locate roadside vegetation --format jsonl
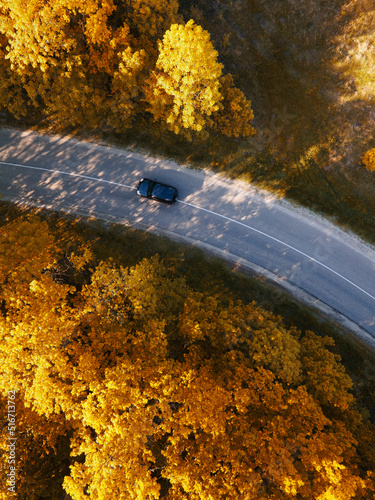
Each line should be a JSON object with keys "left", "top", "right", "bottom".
{"left": 1, "top": 0, "right": 375, "bottom": 243}
{"left": 0, "top": 201, "right": 375, "bottom": 499}
{"left": 148, "top": 0, "right": 375, "bottom": 243}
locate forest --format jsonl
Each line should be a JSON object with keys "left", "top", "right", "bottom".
{"left": 1, "top": 0, "right": 375, "bottom": 498}
{"left": 0, "top": 205, "right": 374, "bottom": 499}
{"left": 0, "top": 0, "right": 255, "bottom": 140}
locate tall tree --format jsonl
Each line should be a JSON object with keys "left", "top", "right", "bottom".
{"left": 145, "top": 20, "right": 224, "bottom": 138}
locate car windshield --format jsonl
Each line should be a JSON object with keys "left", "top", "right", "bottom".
{"left": 138, "top": 179, "right": 153, "bottom": 197}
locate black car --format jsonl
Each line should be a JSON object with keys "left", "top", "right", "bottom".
{"left": 137, "top": 178, "right": 178, "bottom": 204}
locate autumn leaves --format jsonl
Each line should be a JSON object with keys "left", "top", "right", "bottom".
{"left": 361, "top": 148, "right": 375, "bottom": 172}
{"left": 145, "top": 20, "right": 255, "bottom": 139}
{"left": 0, "top": 0, "right": 255, "bottom": 140}
{"left": 146, "top": 20, "right": 223, "bottom": 136}
{"left": 0, "top": 213, "right": 374, "bottom": 499}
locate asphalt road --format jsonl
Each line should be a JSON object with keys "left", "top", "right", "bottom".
{"left": 1, "top": 127, "right": 375, "bottom": 346}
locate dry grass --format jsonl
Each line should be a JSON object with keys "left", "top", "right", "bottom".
{"left": 176, "top": 0, "right": 375, "bottom": 242}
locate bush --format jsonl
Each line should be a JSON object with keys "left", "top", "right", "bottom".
{"left": 361, "top": 148, "right": 375, "bottom": 172}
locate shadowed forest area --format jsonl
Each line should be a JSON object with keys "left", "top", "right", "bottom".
{"left": 177, "top": 0, "right": 375, "bottom": 241}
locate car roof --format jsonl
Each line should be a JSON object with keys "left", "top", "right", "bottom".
{"left": 152, "top": 183, "right": 176, "bottom": 201}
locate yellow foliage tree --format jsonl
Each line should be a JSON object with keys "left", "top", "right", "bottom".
{"left": 0, "top": 394, "right": 71, "bottom": 500}
{"left": 0, "top": 215, "right": 97, "bottom": 426}
{"left": 146, "top": 20, "right": 224, "bottom": 138}
{"left": 299, "top": 330, "right": 354, "bottom": 411}
{"left": 0, "top": 0, "right": 75, "bottom": 74}
{"left": 63, "top": 355, "right": 174, "bottom": 500}
{"left": 178, "top": 294, "right": 302, "bottom": 384}
{"left": 0, "top": 30, "right": 30, "bottom": 118}
{"left": 145, "top": 20, "right": 255, "bottom": 139}
{"left": 0, "top": 216, "right": 57, "bottom": 302}
{"left": 159, "top": 363, "right": 364, "bottom": 499}
{"left": 108, "top": 46, "right": 149, "bottom": 131}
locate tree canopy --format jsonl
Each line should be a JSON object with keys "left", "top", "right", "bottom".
{"left": 146, "top": 20, "right": 224, "bottom": 137}
{"left": 0, "top": 0, "right": 255, "bottom": 139}
{"left": 0, "top": 212, "right": 374, "bottom": 499}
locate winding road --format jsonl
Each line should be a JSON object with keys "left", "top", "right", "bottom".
{"left": 1, "top": 127, "right": 375, "bottom": 348}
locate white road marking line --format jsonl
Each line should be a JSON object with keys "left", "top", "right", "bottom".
{"left": 1, "top": 159, "right": 374, "bottom": 302}
{"left": 0, "top": 160, "right": 136, "bottom": 191}
{"left": 178, "top": 200, "right": 375, "bottom": 302}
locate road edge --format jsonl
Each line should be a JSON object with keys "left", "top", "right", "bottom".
{"left": 3, "top": 193, "right": 375, "bottom": 352}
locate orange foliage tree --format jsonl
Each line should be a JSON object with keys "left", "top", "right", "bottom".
{"left": 0, "top": 214, "right": 374, "bottom": 499}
